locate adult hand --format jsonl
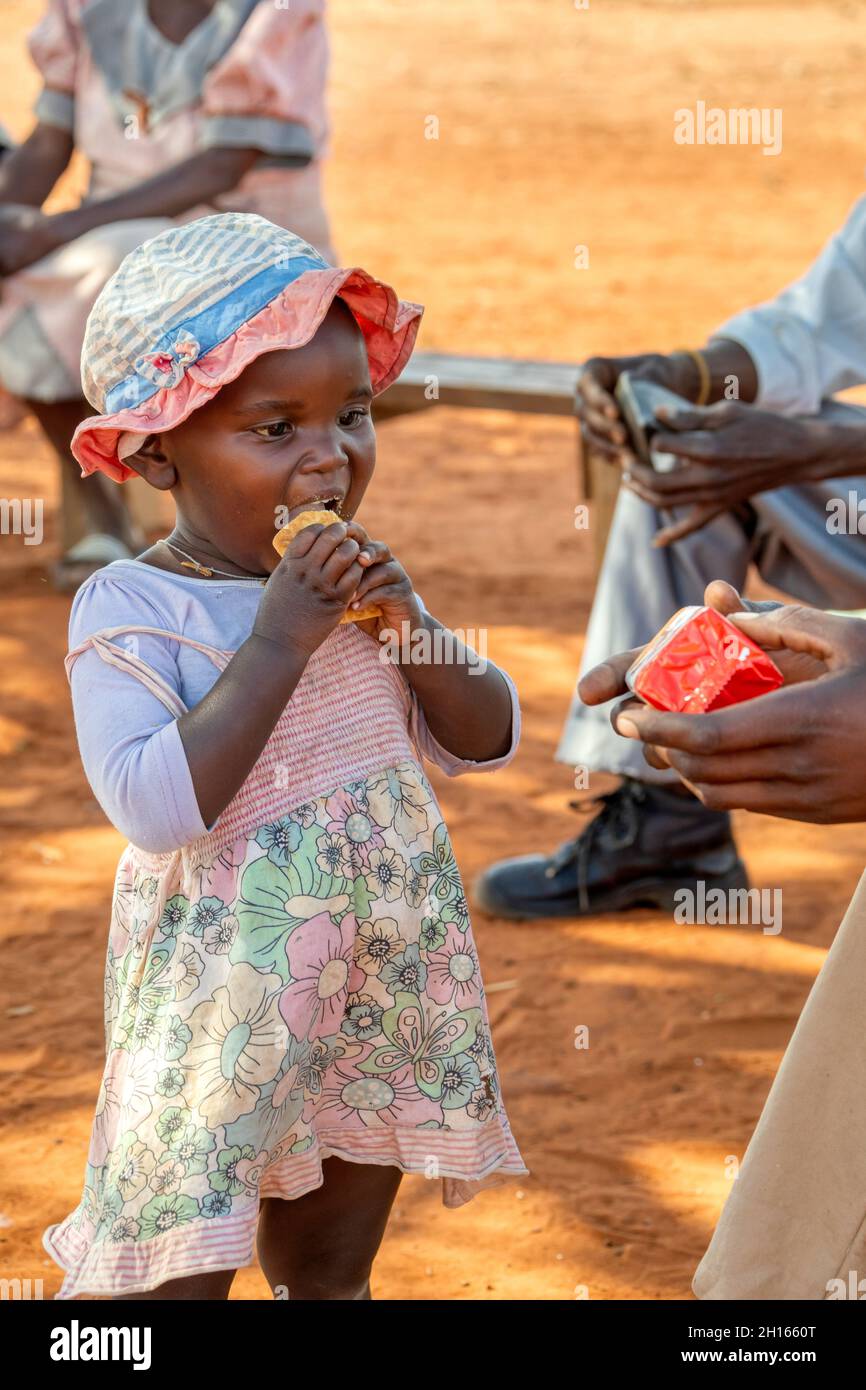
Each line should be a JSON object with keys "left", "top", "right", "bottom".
{"left": 579, "top": 580, "right": 799, "bottom": 706}
{"left": 579, "top": 579, "right": 827, "bottom": 773}
{"left": 624, "top": 401, "right": 848, "bottom": 547}
{"left": 581, "top": 592, "right": 866, "bottom": 823}
{"left": 576, "top": 353, "right": 699, "bottom": 468}
{"left": 0, "top": 204, "right": 61, "bottom": 276}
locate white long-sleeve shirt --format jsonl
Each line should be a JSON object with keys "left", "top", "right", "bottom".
{"left": 713, "top": 192, "right": 866, "bottom": 415}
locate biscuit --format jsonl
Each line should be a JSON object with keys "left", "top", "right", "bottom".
{"left": 337, "top": 601, "right": 382, "bottom": 624}
{"left": 272, "top": 509, "right": 340, "bottom": 556}
{"left": 272, "top": 509, "right": 382, "bottom": 625}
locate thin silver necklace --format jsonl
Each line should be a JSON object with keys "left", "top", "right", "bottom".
{"left": 158, "top": 537, "right": 267, "bottom": 584}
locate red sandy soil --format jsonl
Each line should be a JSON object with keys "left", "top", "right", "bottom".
{"left": 1, "top": 0, "right": 865, "bottom": 1300}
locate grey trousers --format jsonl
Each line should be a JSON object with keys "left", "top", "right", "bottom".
{"left": 556, "top": 475, "right": 866, "bottom": 782}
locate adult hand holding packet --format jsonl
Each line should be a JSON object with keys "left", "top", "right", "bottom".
{"left": 625, "top": 605, "right": 784, "bottom": 714}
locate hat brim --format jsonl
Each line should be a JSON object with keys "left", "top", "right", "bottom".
{"left": 73, "top": 265, "right": 423, "bottom": 481}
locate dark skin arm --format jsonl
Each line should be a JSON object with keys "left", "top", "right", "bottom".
{"left": 623, "top": 401, "right": 866, "bottom": 546}
{"left": 56, "top": 145, "right": 261, "bottom": 233}
{"left": 0, "top": 144, "right": 262, "bottom": 276}
{"left": 0, "top": 119, "right": 74, "bottom": 206}
{"left": 176, "top": 519, "right": 512, "bottom": 829}
{"left": 392, "top": 611, "right": 513, "bottom": 761}
{"left": 577, "top": 339, "right": 759, "bottom": 467}
{"left": 349, "top": 545, "right": 514, "bottom": 763}
{"left": 178, "top": 633, "right": 310, "bottom": 828}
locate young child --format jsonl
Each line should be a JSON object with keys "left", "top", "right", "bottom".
{"left": 41, "top": 212, "right": 528, "bottom": 1300}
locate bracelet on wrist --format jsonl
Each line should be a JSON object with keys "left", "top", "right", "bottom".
{"left": 671, "top": 348, "right": 711, "bottom": 406}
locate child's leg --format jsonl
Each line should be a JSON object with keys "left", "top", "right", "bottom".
{"left": 112, "top": 1269, "right": 237, "bottom": 1300}
{"left": 257, "top": 1156, "right": 403, "bottom": 1300}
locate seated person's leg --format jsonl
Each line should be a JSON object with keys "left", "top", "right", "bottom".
{"left": 0, "top": 129, "right": 32, "bottom": 430}
{"left": 751, "top": 474, "right": 866, "bottom": 613}
{"left": 0, "top": 218, "right": 171, "bottom": 585}
{"left": 24, "top": 396, "right": 143, "bottom": 564}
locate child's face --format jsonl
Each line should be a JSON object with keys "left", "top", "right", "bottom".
{"left": 132, "top": 299, "right": 375, "bottom": 574}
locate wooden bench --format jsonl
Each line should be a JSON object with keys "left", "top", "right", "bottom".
{"left": 376, "top": 350, "right": 620, "bottom": 571}
{"left": 377, "top": 350, "right": 581, "bottom": 417}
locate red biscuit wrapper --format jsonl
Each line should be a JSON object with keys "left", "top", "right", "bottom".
{"left": 625, "top": 605, "right": 784, "bottom": 714}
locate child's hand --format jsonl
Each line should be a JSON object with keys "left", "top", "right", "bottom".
{"left": 255, "top": 519, "right": 371, "bottom": 657}
{"left": 343, "top": 536, "right": 423, "bottom": 639}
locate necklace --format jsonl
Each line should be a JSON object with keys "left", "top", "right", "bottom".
{"left": 158, "top": 538, "right": 268, "bottom": 584}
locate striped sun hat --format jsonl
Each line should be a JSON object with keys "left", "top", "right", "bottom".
{"left": 72, "top": 212, "right": 424, "bottom": 481}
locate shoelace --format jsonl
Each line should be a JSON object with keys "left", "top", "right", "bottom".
{"left": 545, "top": 779, "right": 648, "bottom": 913}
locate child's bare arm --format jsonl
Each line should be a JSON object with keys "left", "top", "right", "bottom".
{"left": 394, "top": 612, "right": 514, "bottom": 762}
{"left": 350, "top": 550, "right": 514, "bottom": 764}
{"left": 176, "top": 634, "right": 308, "bottom": 829}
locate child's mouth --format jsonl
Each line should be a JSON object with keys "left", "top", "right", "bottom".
{"left": 286, "top": 494, "right": 345, "bottom": 522}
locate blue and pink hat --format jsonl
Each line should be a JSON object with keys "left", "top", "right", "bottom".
{"left": 73, "top": 212, "right": 424, "bottom": 481}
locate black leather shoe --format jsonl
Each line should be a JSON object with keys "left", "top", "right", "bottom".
{"left": 472, "top": 778, "right": 748, "bottom": 919}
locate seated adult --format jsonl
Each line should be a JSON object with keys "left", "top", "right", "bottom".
{"left": 0, "top": 0, "right": 333, "bottom": 589}
{"left": 475, "top": 193, "right": 866, "bottom": 920}
{"left": 580, "top": 587, "right": 866, "bottom": 1300}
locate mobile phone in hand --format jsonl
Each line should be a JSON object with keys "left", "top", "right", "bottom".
{"left": 615, "top": 372, "right": 691, "bottom": 472}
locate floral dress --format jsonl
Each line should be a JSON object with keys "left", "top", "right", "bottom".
{"left": 43, "top": 618, "right": 528, "bottom": 1297}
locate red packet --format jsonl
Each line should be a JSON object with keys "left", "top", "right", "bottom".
{"left": 625, "top": 605, "right": 783, "bottom": 714}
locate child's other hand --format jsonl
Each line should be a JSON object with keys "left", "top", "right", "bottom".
{"left": 255, "top": 519, "right": 369, "bottom": 657}
{"left": 343, "top": 534, "right": 423, "bottom": 639}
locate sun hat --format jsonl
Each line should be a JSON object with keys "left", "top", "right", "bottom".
{"left": 72, "top": 212, "right": 424, "bottom": 482}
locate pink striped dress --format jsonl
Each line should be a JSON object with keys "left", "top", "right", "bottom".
{"left": 42, "top": 560, "right": 528, "bottom": 1298}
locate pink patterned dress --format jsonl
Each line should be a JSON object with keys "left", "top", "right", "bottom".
{"left": 43, "top": 598, "right": 528, "bottom": 1298}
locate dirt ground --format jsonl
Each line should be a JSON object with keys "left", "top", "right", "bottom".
{"left": 2, "top": 0, "right": 866, "bottom": 1300}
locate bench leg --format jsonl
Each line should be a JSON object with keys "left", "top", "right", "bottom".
{"left": 577, "top": 422, "right": 621, "bottom": 578}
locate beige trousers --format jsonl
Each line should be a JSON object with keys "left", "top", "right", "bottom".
{"left": 693, "top": 868, "right": 866, "bottom": 1300}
